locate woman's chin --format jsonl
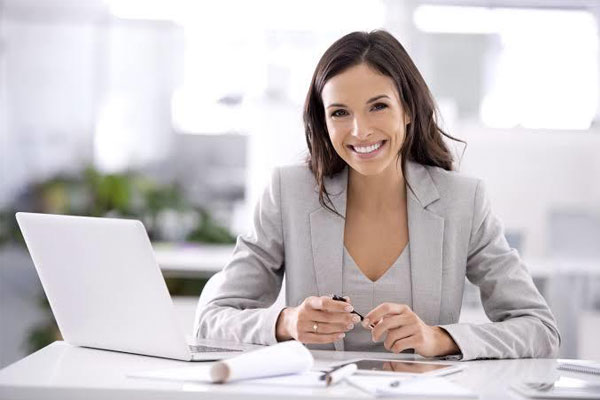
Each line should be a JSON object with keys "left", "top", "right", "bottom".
{"left": 347, "top": 162, "right": 389, "bottom": 177}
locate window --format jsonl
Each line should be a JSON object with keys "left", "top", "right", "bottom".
{"left": 414, "top": 5, "right": 598, "bottom": 130}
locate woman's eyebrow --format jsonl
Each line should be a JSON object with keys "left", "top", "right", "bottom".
{"left": 326, "top": 94, "right": 390, "bottom": 109}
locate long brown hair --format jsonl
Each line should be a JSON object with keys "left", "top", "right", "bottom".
{"left": 304, "top": 30, "right": 464, "bottom": 217}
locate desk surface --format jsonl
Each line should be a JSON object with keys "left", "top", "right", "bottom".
{"left": 153, "top": 242, "right": 234, "bottom": 278}
{"left": 1, "top": 342, "right": 599, "bottom": 400}
{"left": 151, "top": 242, "right": 600, "bottom": 279}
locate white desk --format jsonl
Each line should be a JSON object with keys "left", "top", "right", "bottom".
{"left": 1, "top": 341, "right": 598, "bottom": 400}
{"left": 153, "top": 243, "right": 235, "bottom": 278}
{"left": 151, "top": 241, "right": 600, "bottom": 280}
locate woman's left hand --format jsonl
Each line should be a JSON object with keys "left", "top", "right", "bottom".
{"left": 362, "top": 303, "right": 460, "bottom": 357}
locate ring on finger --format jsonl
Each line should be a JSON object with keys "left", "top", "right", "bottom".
{"left": 313, "top": 322, "right": 319, "bottom": 333}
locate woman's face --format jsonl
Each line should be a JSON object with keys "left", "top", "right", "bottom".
{"left": 321, "top": 63, "right": 409, "bottom": 177}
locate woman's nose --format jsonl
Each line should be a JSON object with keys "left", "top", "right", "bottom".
{"left": 351, "top": 116, "right": 372, "bottom": 139}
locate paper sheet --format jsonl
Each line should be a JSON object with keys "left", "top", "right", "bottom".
{"left": 129, "top": 341, "right": 314, "bottom": 384}
{"left": 347, "top": 375, "right": 476, "bottom": 398}
{"left": 129, "top": 364, "right": 213, "bottom": 383}
{"left": 243, "top": 371, "right": 328, "bottom": 387}
{"left": 210, "top": 340, "right": 313, "bottom": 383}
{"left": 511, "top": 376, "right": 600, "bottom": 399}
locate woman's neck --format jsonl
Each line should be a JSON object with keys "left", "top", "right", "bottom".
{"left": 347, "top": 161, "right": 406, "bottom": 215}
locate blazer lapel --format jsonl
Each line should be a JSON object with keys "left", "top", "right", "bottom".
{"left": 406, "top": 161, "right": 445, "bottom": 325}
{"left": 309, "top": 167, "right": 348, "bottom": 298}
{"left": 309, "top": 167, "right": 348, "bottom": 351}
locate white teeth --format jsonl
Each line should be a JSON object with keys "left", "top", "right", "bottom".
{"left": 353, "top": 141, "right": 383, "bottom": 154}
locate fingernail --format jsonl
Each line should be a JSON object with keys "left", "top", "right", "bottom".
{"left": 344, "top": 305, "right": 353, "bottom": 312}
{"left": 347, "top": 324, "right": 354, "bottom": 330}
{"left": 338, "top": 333, "right": 345, "bottom": 339}
{"left": 352, "top": 315, "right": 360, "bottom": 323}
{"left": 363, "top": 318, "right": 370, "bottom": 327}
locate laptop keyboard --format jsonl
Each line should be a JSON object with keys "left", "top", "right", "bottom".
{"left": 189, "top": 344, "right": 242, "bottom": 353}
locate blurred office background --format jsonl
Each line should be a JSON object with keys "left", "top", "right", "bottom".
{"left": 1, "top": 0, "right": 600, "bottom": 367}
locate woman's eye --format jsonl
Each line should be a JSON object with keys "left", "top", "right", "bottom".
{"left": 372, "top": 103, "right": 388, "bottom": 111}
{"left": 331, "top": 109, "right": 348, "bottom": 118}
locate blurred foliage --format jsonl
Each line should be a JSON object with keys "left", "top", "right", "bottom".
{"left": 188, "top": 209, "right": 238, "bottom": 244}
{"left": 1, "top": 165, "right": 236, "bottom": 354}
{"left": 24, "top": 296, "right": 63, "bottom": 353}
{"left": 0, "top": 165, "right": 236, "bottom": 245}
{"left": 164, "top": 277, "right": 209, "bottom": 297}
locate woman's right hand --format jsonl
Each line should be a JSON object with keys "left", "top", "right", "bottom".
{"left": 275, "top": 296, "right": 360, "bottom": 343}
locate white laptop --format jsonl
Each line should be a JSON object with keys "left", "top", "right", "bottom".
{"left": 16, "top": 212, "right": 259, "bottom": 361}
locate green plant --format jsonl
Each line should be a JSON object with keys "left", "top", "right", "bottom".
{"left": 187, "top": 208, "right": 236, "bottom": 243}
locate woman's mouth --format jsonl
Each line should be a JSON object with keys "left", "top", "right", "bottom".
{"left": 347, "top": 140, "right": 387, "bottom": 159}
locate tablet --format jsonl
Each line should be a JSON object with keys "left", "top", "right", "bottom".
{"left": 341, "top": 359, "right": 464, "bottom": 377}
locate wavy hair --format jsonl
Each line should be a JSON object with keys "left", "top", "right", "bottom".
{"left": 304, "top": 30, "right": 464, "bottom": 217}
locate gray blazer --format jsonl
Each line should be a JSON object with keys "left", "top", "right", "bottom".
{"left": 194, "top": 161, "right": 560, "bottom": 360}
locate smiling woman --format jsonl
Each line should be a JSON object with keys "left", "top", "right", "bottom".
{"left": 195, "top": 30, "right": 561, "bottom": 361}
{"left": 323, "top": 70, "right": 406, "bottom": 169}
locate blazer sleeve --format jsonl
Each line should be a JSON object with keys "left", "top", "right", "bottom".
{"left": 440, "top": 180, "right": 561, "bottom": 360}
{"left": 194, "top": 168, "right": 286, "bottom": 345}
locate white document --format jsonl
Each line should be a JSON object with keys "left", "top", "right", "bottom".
{"left": 511, "top": 376, "right": 600, "bottom": 399}
{"left": 243, "top": 371, "right": 328, "bottom": 387}
{"left": 346, "top": 375, "right": 477, "bottom": 398}
{"left": 129, "top": 341, "right": 314, "bottom": 384}
{"left": 129, "top": 364, "right": 213, "bottom": 383}
{"left": 209, "top": 340, "right": 313, "bottom": 383}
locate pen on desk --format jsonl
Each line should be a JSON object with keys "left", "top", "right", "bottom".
{"left": 319, "top": 363, "right": 348, "bottom": 380}
{"left": 389, "top": 376, "right": 422, "bottom": 388}
{"left": 324, "top": 363, "right": 357, "bottom": 386}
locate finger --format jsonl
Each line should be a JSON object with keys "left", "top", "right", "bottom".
{"left": 390, "top": 336, "right": 418, "bottom": 354}
{"left": 324, "top": 297, "right": 355, "bottom": 313}
{"left": 298, "top": 332, "right": 346, "bottom": 344}
{"left": 365, "top": 302, "right": 410, "bottom": 322}
{"left": 371, "top": 314, "right": 413, "bottom": 341}
{"left": 308, "top": 309, "right": 357, "bottom": 325}
{"left": 383, "top": 325, "right": 415, "bottom": 351}
{"left": 307, "top": 296, "right": 352, "bottom": 313}
{"left": 299, "top": 320, "right": 353, "bottom": 334}
{"left": 364, "top": 303, "right": 411, "bottom": 328}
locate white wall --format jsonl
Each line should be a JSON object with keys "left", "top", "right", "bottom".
{"left": 0, "top": 18, "right": 96, "bottom": 206}
{"left": 458, "top": 125, "right": 600, "bottom": 259}
{"left": 94, "top": 20, "right": 182, "bottom": 173}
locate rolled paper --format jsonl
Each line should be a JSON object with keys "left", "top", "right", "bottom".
{"left": 210, "top": 341, "right": 314, "bottom": 383}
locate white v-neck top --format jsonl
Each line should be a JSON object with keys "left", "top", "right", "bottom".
{"left": 342, "top": 243, "right": 412, "bottom": 352}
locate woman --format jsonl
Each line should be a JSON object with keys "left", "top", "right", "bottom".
{"left": 195, "top": 30, "right": 560, "bottom": 360}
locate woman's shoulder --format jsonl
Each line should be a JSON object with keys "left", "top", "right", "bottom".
{"left": 276, "top": 163, "right": 315, "bottom": 183}
{"left": 273, "top": 163, "right": 320, "bottom": 194}
{"left": 419, "top": 163, "right": 483, "bottom": 202}
{"left": 273, "top": 163, "right": 323, "bottom": 211}
{"left": 276, "top": 163, "right": 347, "bottom": 196}
{"left": 425, "top": 164, "right": 480, "bottom": 187}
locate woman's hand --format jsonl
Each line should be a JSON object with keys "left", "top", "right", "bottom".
{"left": 276, "top": 296, "right": 360, "bottom": 344}
{"left": 363, "top": 303, "right": 460, "bottom": 357}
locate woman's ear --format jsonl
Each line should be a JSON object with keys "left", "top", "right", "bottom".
{"left": 404, "top": 111, "right": 411, "bottom": 126}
